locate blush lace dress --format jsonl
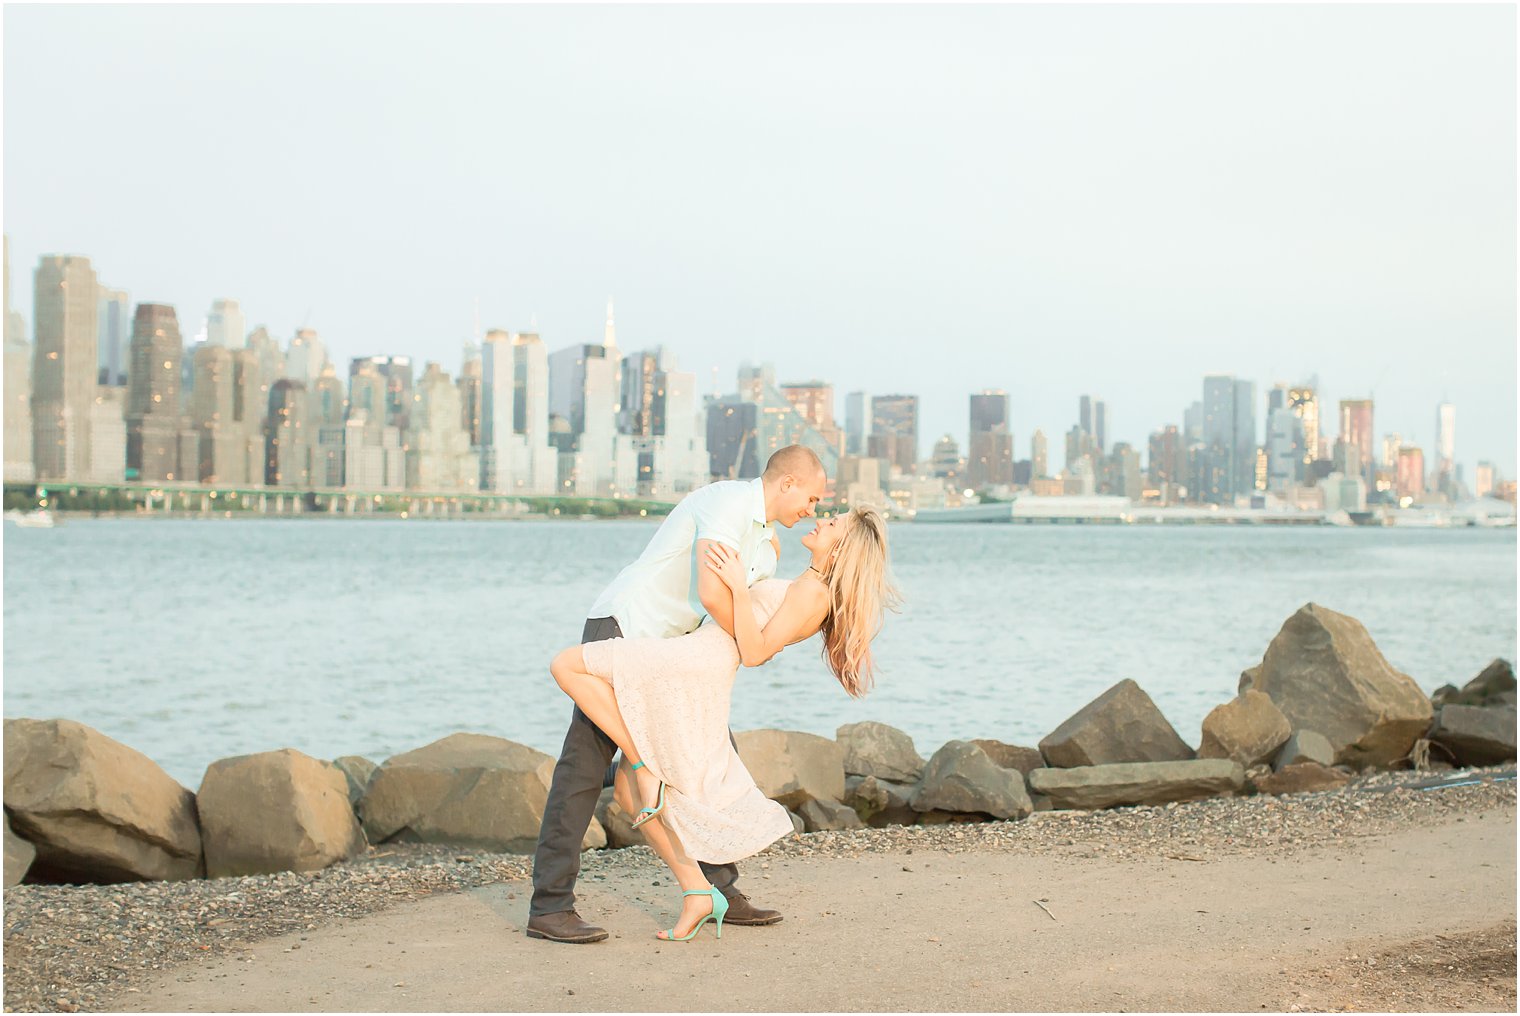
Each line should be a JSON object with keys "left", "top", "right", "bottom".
{"left": 580, "top": 577, "right": 797, "bottom": 863}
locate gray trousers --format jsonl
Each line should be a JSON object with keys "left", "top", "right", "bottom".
{"left": 529, "top": 616, "right": 741, "bottom": 917}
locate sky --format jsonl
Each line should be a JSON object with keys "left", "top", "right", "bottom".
{"left": 4, "top": 4, "right": 1515, "bottom": 479}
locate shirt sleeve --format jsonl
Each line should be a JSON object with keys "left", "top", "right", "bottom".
{"left": 692, "top": 484, "right": 747, "bottom": 550}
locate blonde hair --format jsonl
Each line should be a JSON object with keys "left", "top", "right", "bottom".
{"left": 818, "top": 505, "right": 900, "bottom": 697}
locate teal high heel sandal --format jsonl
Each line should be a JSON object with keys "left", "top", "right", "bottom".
{"left": 657, "top": 887, "right": 728, "bottom": 942}
{"left": 627, "top": 760, "right": 667, "bottom": 830}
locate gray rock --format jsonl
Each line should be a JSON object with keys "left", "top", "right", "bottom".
{"left": 1243, "top": 603, "right": 1432, "bottom": 769}
{"left": 3, "top": 718, "right": 203, "bottom": 883}
{"left": 1028, "top": 759, "right": 1244, "bottom": 810}
{"left": 1427, "top": 706, "right": 1517, "bottom": 767}
{"left": 360, "top": 733, "right": 602, "bottom": 853}
{"left": 735, "top": 729, "right": 846, "bottom": 809}
{"left": 835, "top": 721, "right": 925, "bottom": 783}
{"left": 1452, "top": 659, "right": 1517, "bottom": 708}
{"left": 1430, "top": 684, "right": 1461, "bottom": 709}
{"left": 786, "top": 810, "right": 806, "bottom": 835}
{"left": 797, "top": 797, "right": 865, "bottom": 832}
{"left": 332, "top": 756, "right": 379, "bottom": 807}
{"left": 968, "top": 739, "right": 1046, "bottom": 776}
{"left": 1249, "top": 761, "right": 1351, "bottom": 797}
{"left": 1274, "top": 729, "right": 1336, "bottom": 770}
{"left": 843, "top": 775, "right": 918, "bottom": 828}
{"left": 1198, "top": 691, "right": 1292, "bottom": 768}
{"left": 197, "top": 749, "right": 367, "bottom": 878}
{"left": 1038, "top": 680, "right": 1195, "bottom": 768}
{"left": 5, "top": 814, "right": 35, "bottom": 888}
{"left": 910, "top": 741, "right": 1032, "bottom": 820}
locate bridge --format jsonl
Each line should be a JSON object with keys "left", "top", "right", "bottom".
{"left": 2, "top": 481, "right": 677, "bottom": 519}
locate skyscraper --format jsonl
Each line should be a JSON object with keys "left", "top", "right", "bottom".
{"left": 190, "top": 343, "right": 242, "bottom": 482}
{"left": 97, "top": 287, "right": 130, "bottom": 386}
{"left": 406, "top": 363, "right": 478, "bottom": 491}
{"left": 1079, "top": 395, "right": 1107, "bottom": 452}
{"left": 480, "top": 329, "right": 553, "bottom": 494}
{"left": 1435, "top": 402, "right": 1456, "bottom": 492}
{"left": 1200, "top": 375, "right": 1256, "bottom": 504}
{"left": 32, "top": 254, "right": 100, "bottom": 480}
{"left": 1266, "top": 406, "right": 1304, "bottom": 492}
{"left": 3, "top": 237, "right": 34, "bottom": 482}
{"left": 1030, "top": 429, "right": 1047, "bottom": 479}
{"left": 967, "top": 389, "right": 1013, "bottom": 490}
{"left": 286, "top": 327, "right": 326, "bottom": 384}
{"left": 871, "top": 394, "right": 918, "bottom": 474}
{"left": 1396, "top": 447, "right": 1424, "bottom": 501}
{"left": 780, "top": 381, "right": 841, "bottom": 454}
{"left": 265, "top": 379, "right": 311, "bottom": 487}
{"left": 844, "top": 391, "right": 866, "bottom": 456}
{"left": 1338, "top": 398, "right": 1374, "bottom": 488}
{"left": 206, "top": 298, "right": 246, "bottom": 350}
{"left": 1288, "top": 382, "right": 1321, "bottom": 463}
{"left": 126, "top": 304, "right": 186, "bottom": 482}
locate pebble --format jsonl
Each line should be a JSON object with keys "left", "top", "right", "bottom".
{"left": 2, "top": 765, "right": 1512, "bottom": 1013}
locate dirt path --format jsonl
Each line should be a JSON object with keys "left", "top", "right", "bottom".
{"left": 114, "top": 809, "right": 1515, "bottom": 1012}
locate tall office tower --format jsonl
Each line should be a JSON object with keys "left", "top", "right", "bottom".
{"left": 1288, "top": 382, "right": 1321, "bottom": 463}
{"left": 310, "top": 362, "right": 346, "bottom": 426}
{"left": 706, "top": 398, "right": 760, "bottom": 480}
{"left": 967, "top": 389, "right": 1013, "bottom": 490}
{"left": 1267, "top": 383, "right": 1288, "bottom": 415}
{"left": 643, "top": 364, "right": 706, "bottom": 498}
{"left": 1435, "top": 402, "right": 1456, "bottom": 492}
{"left": 1338, "top": 398, "right": 1375, "bottom": 487}
{"left": 780, "top": 381, "right": 842, "bottom": 454}
{"left": 126, "top": 304, "right": 186, "bottom": 482}
{"left": 844, "top": 391, "right": 866, "bottom": 456}
{"left": 1266, "top": 406, "right": 1305, "bottom": 492}
{"left": 190, "top": 343, "right": 243, "bottom": 482}
{"left": 1396, "top": 447, "right": 1424, "bottom": 501}
{"left": 871, "top": 394, "right": 919, "bottom": 474}
{"left": 350, "top": 354, "right": 414, "bottom": 433}
{"left": 88, "top": 386, "right": 126, "bottom": 482}
{"left": 931, "top": 434, "right": 962, "bottom": 488}
{"left": 1079, "top": 395, "right": 1092, "bottom": 440}
{"left": 285, "top": 327, "right": 326, "bottom": 384}
{"left": 1078, "top": 395, "right": 1107, "bottom": 452}
{"left": 3, "top": 237, "right": 34, "bottom": 481}
{"left": 32, "top": 254, "right": 100, "bottom": 480}
{"left": 1232, "top": 379, "right": 1256, "bottom": 497}
{"left": 97, "top": 287, "right": 130, "bottom": 385}
{"left": 1476, "top": 461, "right": 1496, "bottom": 498}
{"left": 245, "top": 327, "right": 286, "bottom": 404}
{"left": 1183, "top": 400, "right": 1204, "bottom": 443}
{"left": 480, "top": 330, "right": 554, "bottom": 495}
{"left": 1112, "top": 442, "right": 1142, "bottom": 498}
{"left": 730, "top": 362, "right": 838, "bottom": 480}
{"left": 406, "top": 363, "right": 477, "bottom": 491}
{"left": 265, "top": 379, "right": 311, "bottom": 487}
{"left": 457, "top": 353, "right": 482, "bottom": 447}
{"left": 206, "top": 298, "right": 246, "bottom": 350}
{"left": 1381, "top": 433, "right": 1403, "bottom": 471}
{"left": 1148, "top": 425, "right": 1185, "bottom": 493}
{"left": 1030, "top": 429, "right": 1048, "bottom": 479}
{"left": 547, "top": 340, "right": 634, "bottom": 497}
{"left": 231, "top": 348, "right": 266, "bottom": 483}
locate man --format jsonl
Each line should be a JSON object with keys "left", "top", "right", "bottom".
{"left": 526, "top": 445, "right": 830, "bottom": 943}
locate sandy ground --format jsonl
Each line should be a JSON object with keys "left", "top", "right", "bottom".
{"left": 110, "top": 807, "right": 1515, "bottom": 1013}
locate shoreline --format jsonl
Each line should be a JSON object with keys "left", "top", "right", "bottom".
{"left": 4, "top": 766, "right": 1513, "bottom": 1013}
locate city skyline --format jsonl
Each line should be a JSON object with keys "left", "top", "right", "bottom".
{"left": 4, "top": 5, "right": 1514, "bottom": 479}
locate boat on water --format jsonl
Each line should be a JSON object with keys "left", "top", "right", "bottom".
{"left": 4, "top": 509, "right": 56, "bottom": 528}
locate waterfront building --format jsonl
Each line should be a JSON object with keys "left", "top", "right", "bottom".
{"left": 1396, "top": 446, "right": 1425, "bottom": 501}
{"left": 931, "top": 434, "right": 962, "bottom": 489}
{"left": 547, "top": 334, "right": 636, "bottom": 498}
{"left": 126, "top": 303, "right": 186, "bottom": 482}
{"left": 967, "top": 390, "right": 1013, "bottom": 490}
{"left": 1030, "top": 429, "right": 1048, "bottom": 479}
{"left": 87, "top": 386, "right": 126, "bottom": 483}
{"left": 190, "top": 343, "right": 245, "bottom": 483}
{"left": 871, "top": 394, "right": 919, "bottom": 474}
{"left": 1148, "top": 424, "right": 1186, "bottom": 500}
{"left": 480, "top": 329, "right": 555, "bottom": 495}
{"left": 1476, "top": 461, "right": 1496, "bottom": 499}
{"left": 265, "top": 379, "right": 311, "bottom": 487}
{"left": 1338, "top": 398, "right": 1375, "bottom": 489}
{"left": 32, "top": 254, "right": 100, "bottom": 480}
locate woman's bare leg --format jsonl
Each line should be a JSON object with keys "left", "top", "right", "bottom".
{"left": 550, "top": 647, "right": 667, "bottom": 812}
{"left": 613, "top": 760, "right": 714, "bottom": 937}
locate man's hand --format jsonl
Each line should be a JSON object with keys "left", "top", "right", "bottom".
{"left": 704, "top": 543, "right": 747, "bottom": 591}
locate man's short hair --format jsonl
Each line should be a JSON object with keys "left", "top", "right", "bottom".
{"left": 763, "top": 445, "right": 825, "bottom": 482}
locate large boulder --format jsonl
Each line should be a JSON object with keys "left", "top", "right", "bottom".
{"left": 968, "top": 739, "right": 1045, "bottom": 776}
{"left": 843, "top": 775, "right": 918, "bottom": 828}
{"left": 1274, "top": 729, "right": 1335, "bottom": 771}
{"left": 734, "top": 729, "right": 845, "bottom": 809}
{"left": 796, "top": 797, "right": 865, "bottom": 832}
{"left": 3, "top": 718, "right": 202, "bottom": 882}
{"left": 1028, "top": 760, "right": 1244, "bottom": 810}
{"left": 5, "top": 814, "right": 35, "bottom": 888}
{"left": 1451, "top": 659, "right": 1517, "bottom": 708}
{"left": 1427, "top": 706, "right": 1517, "bottom": 767}
{"left": 1038, "top": 680, "right": 1194, "bottom": 768}
{"left": 197, "top": 749, "right": 367, "bottom": 878}
{"left": 1249, "top": 762, "right": 1351, "bottom": 797}
{"left": 1198, "top": 691, "right": 1292, "bottom": 768}
{"left": 1242, "top": 603, "right": 1432, "bottom": 769}
{"left": 910, "top": 741, "right": 1032, "bottom": 820}
{"left": 332, "top": 756, "right": 379, "bottom": 807}
{"left": 359, "top": 733, "right": 601, "bottom": 853}
{"left": 835, "top": 722, "right": 925, "bottom": 783}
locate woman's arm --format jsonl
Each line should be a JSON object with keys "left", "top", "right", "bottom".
{"left": 705, "top": 545, "right": 827, "bottom": 667}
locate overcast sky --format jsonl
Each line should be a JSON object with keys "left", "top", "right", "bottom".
{"left": 4, "top": 4, "right": 1515, "bottom": 478}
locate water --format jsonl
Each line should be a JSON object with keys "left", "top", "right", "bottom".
{"left": 3, "top": 518, "right": 1515, "bottom": 788}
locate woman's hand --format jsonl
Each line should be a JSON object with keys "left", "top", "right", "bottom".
{"left": 704, "top": 543, "right": 747, "bottom": 592}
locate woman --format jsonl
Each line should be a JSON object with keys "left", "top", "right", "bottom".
{"left": 549, "top": 504, "right": 898, "bottom": 942}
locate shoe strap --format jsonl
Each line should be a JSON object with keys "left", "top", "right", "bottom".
{"left": 683, "top": 888, "right": 716, "bottom": 896}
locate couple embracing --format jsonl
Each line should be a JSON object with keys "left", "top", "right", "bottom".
{"left": 527, "top": 445, "right": 898, "bottom": 944}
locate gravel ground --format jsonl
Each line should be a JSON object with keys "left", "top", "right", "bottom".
{"left": 3, "top": 766, "right": 1514, "bottom": 1013}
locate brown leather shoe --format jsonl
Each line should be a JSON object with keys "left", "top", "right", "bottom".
{"left": 526, "top": 910, "right": 608, "bottom": 943}
{"left": 718, "top": 889, "right": 783, "bottom": 926}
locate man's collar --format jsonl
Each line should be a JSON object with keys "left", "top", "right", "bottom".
{"left": 749, "top": 476, "right": 767, "bottom": 525}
